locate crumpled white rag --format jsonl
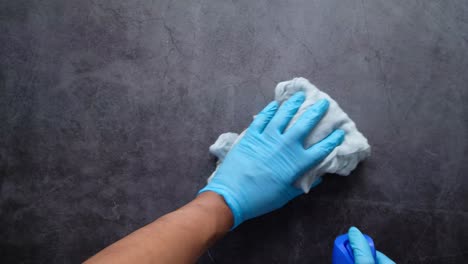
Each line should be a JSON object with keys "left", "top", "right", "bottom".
{"left": 208, "top": 77, "right": 371, "bottom": 192}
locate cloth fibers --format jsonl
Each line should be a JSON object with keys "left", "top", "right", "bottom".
{"left": 208, "top": 77, "right": 371, "bottom": 193}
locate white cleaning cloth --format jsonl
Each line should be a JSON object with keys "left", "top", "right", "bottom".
{"left": 208, "top": 77, "right": 371, "bottom": 193}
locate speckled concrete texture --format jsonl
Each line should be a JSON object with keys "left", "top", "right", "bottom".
{"left": 1, "top": 1, "right": 468, "bottom": 263}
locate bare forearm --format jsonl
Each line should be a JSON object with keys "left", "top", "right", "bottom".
{"left": 85, "top": 192, "right": 233, "bottom": 264}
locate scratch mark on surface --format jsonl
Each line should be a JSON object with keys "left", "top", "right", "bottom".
{"left": 207, "top": 249, "right": 216, "bottom": 263}
{"left": 163, "top": 21, "right": 182, "bottom": 55}
{"left": 359, "top": 0, "right": 399, "bottom": 135}
{"left": 310, "top": 197, "right": 468, "bottom": 216}
{"left": 403, "top": 218, "right": 432, "bottom": 263}
{"left": 111, "top": 199, "right": 120, "bottom": 220}
{"left": 424, "top": 149, "right": 438, "bottom": 157}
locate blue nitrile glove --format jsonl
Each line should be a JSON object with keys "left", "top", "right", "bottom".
{"left": 348, "top": 227, "right": 396, "bottom": 264}
{"left": 199, "top": 92, "right": 345, "bottom": 228}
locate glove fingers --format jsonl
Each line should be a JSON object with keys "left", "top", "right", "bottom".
{"left": 348, "top": 226, "right": 375, "bottom": 264}
{"left": 248, "top": 101, "right": 279, "bottom": 134}
{"left": 286, "top": 99, "right": 329, "bottom": 140}
{"left": 265, "top": 91, "right": 305, "bottom": 134}
{"left": 376, "top": 251, "right": 396, "bottom": 264}
{"left": 305, "top": 129, "right": 344, "bottom": 165}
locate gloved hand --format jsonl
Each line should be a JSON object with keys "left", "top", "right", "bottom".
{"left": 199, "top": 92, "right": 345, "bottom": 228}
{"left": 348, "top": 227, "right": 396, "bottom": 264}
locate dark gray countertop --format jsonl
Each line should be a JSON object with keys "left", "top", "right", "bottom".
{"left": 1, "top": 1, "right": 468, "bottom": 263}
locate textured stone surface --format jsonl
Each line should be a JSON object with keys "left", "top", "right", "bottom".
{"left": 1, "top": 0, "right": 468, "bottom": 263}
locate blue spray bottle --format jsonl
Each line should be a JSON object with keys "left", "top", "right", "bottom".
{"left": 332, "top": 233, "right": 377, "bottom": 264}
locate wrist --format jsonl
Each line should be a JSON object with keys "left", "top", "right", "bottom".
{"left": 192, "top": 191, "right": 234, "bottom": 234}
{"left": 198, "top": 186, "right": 244, "bottom": 229}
